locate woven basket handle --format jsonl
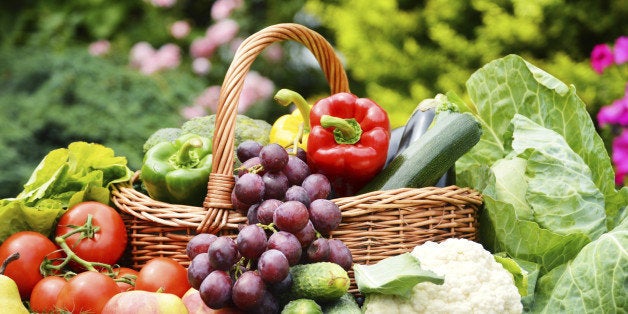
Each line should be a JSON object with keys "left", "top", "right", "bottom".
{"left": 198, "top": 23, "right": 350, "bottom": 233}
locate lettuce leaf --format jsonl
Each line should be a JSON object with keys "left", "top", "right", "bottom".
{"left": 530, "top": 215, "right": 627, "bottom": 313}
{"left": 0, "top": 142, "right": 132, "bottom": 242}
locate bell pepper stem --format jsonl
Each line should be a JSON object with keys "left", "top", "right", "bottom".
{"left": 274, "top": 89, "right": 311, "bottom": 132}
{"left": 175, "top": 136, "right": 203, "bottom": 168}
{"left": 320, "top": 115, "right": 363, "bottom": 145}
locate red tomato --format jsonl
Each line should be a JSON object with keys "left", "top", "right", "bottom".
{"left": 0, "top": 231, "right": 63, "bottom": 299}
{"left": 55, "top": 201, "right": 127, "bottom": 267}
{"left": 109, "top": 267, "right": 139, "bottom": 292}
{"left": 29, "top": 276, "right": 67, "bottom": 313}
{"left": 55, "top": 271, "right": 120, "bottom": 314}
{"left": 135, "top": 257, "right": 191, "bottom": 297}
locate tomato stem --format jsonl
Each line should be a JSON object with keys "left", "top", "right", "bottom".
{"left": 40, "top": 214, "right": 115, "bottom": 277}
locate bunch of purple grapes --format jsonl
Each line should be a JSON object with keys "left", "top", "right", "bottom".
{"left": 185, "top": 141, "right": 353, "bottom": 312}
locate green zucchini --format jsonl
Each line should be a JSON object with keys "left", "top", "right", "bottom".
{"left": 360, "top": 108, "right": 482, "bottom": 192}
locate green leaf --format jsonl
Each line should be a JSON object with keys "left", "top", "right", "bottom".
{"left": 0, "top": 141, "right": 132, "bottom": 242}
{"left": 0, "top": 199, "right": 65, "bottom": 241}
{"left": 457, "top": 55, "right": 624, "bottom": 229}
{"left": 353, "top": 252, "right": 444, "bottom": 298}
{"left": 530, "top": 216, "right": 628, "bottom": 313}
{"left": 479, "top": 195, "right": 590, "bottom": 274}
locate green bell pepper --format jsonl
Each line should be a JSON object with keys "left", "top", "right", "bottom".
{"left": 140, "top": 133, "right": 213, "bottom": 206}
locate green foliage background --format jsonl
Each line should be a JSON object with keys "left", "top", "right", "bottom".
{"left": 305, "top": 0, "right": 628, "bottom": 127}
{"left": 1, "top": 0, "right": 627, "bottom": 197}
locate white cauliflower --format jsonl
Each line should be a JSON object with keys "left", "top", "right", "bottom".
{"left": 362, "top": 238, "right": 523, "bottom": 314}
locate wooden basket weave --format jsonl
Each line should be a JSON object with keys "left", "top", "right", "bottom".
{"left": 111, "top": 23, "right": 482, "bottom": 274}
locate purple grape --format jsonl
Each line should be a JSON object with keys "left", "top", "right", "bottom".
{"left": 234, "top": 173, "right": 265, "bottom": 205}
{"left": 308, "top": 199, "right": 342, "bottom": 234}
{"left": 257, "top": 249, "right": 290, "bottom": 284}
{"left": 236, "top": 224, "right": 267, "bottom": 260}
{"left": 231, "top": 271, "right": 266, "bottom": 311}
{"left": 247, "top": 204, "right": 260, "bottom": 224}
{"left": 259, "top": 143, "right": 289, "bottom": 173}
{"left": 294, "top": 147, "right": 307, "bottom": 162}
{"left": 187, "top": 252, "right": 214, "bottom": 290}
{"left": 237, "top": 140, "right": 263, "bottom": 163}
{"left": 236, "top": 157, "right": 266, "bottom": 177}
{"left": 231, "top": 189, "right": 251, "bottom": 213}
{"left": 301, "top": 173, "right": 331, "bottom": 201}
{"left": 283, "top": 155, "right": 310, "bottom": 185}
{"left": 256, "top": 199, "right": 283, "bottom": 225}
{"left": 208, "top": 236, "right": 239, "bottom": 271}
{"left": 249, "top": 290, "right": 280, "bottom": 314}
{"left": 284, "top": 185, "right": 311, "bottom": 207}
{"left": 267, "top": 231, "right": 302, "bottom": 265}
{"left": 268, "top": 272, "right": 292, "bottom": 294}
{"left": 273, "top": 201, "right": 309, "bottom": 233}
{"left": 262, "top": 171, "right": 289, "bottom": 200}
{"left": 199, "top": 270, "right": 233, "bottom": 309}
{"left": 293, "top": 220, "right": 317, "bottom": 248}
{"left": 307, "top": 237, "right": 330, "bottom": 263}
{"left": 328, "top": 239, "right": 353, "bottom": 270}
{"left": 186, "top": 233, "right": 218, "bottom": 260}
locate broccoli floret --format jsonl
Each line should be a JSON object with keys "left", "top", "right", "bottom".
{"left": 181, "top": 114, "right": 271, "bottom": 148}
{"left": 143, "top": 127, "right": 183, "bottom": 152}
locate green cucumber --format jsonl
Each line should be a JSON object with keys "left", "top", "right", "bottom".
{"left": 281, "top": 299, "right": 323, "bottom": 314}
{"left": 287, "top": 262, "right": 350, "bottom": 302}
{"left": 360, "top": 108, "right": 482, "bottom": 192}
{"left": 320, "top": 293, "right": 361, "bottom": 314}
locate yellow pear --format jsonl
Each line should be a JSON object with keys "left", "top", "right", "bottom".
{"left": 0, "top": 253, "right": 29, "bottom": 314}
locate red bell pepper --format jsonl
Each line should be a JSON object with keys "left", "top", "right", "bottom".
{"left": 307, "top": 92, "right": 390, "bottom": 197}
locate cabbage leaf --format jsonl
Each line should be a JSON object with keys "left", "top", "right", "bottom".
{"left": 531, "top": 215, "right": 627, "bottom": 313}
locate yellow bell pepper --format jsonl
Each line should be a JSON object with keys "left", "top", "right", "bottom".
{"left": 269, "top": 89, "right": 311, "bottom": 151}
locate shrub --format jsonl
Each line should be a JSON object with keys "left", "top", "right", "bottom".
{"left": 0, "top": 46, "right": 204, "bottom": 198}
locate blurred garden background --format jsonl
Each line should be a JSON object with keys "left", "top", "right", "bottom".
{"left": 1, "top": 0, "right": 627, "bottom": 198}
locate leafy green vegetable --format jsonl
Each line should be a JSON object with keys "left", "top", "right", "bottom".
{"left": 455, "top": 55, "right": 627, "bottom": 276}
{"left": 494, "top": 253, "right": 530, "bottom": 297}
{"left": 0, "top": 142, "right": 132, "bottom": 242}
{"left": 531, "top": 215, "right": 627, "bottom": 313}
{"left": 457, "top": 55, "right": 626, "bottom": 230}
{"left": 353, "top": 252, "right": 443, "bottom": 298}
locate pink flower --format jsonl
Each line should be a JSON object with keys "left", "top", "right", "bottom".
{"left": 238, "top": 71, "right": 275, "bottom": 112}
{"left": 190, "top": 37, "right": 217, "bottom": 59}
{"left": 180, "top": 105, "right": 207, "bottom": 120}
{"left": 170, "top": 20, "right": 191, "bottom": 39}
{"left": 155, "top": 43, "right": 181, "bottom": 70}
{"left": 206, "top": 19, "right": 239, "bottom": 47}
{"left": 612, "top": 129, "right": 628, "bottom": 185}
{"left": 150, "top": 0, "right": 176, "bottom": 8}
{"left": 263, "top": 43, "right": 284, "bottom": 62}
{"left": 192, "top": 58, "right": 211, "bottom": 75}
{"left": 211, "top": 0, "right": 243, "bottom": 20}
{"left": 88, "top": 40, "right": 111, "bottom": 56}
{"left": 130, "top": 42, "right": 156, "bottom": 68}
{"left": 614, "top": 36, "right": 628, "bottom": 65}
{"left": 194, "top": 86, "right": 222, "bottom": 111}
{"left": 129, "top": 42, "right": 180, "bottom": 74}
{"left": 591, "top": 43, "right": 615, "bottom": 74}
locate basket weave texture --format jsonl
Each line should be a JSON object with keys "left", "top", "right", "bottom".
{"left": 111, "top": 23, "right": 482, "bottom": 274}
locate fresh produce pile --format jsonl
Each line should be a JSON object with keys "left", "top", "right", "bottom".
{"left": 0, "top": 53, "right": 626, "bottom": 314}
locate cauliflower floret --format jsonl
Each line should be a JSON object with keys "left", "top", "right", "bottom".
{"left": 363, "top": 238, "right": 523, "bottom": 314}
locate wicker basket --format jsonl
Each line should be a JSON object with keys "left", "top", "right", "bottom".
{"left": 111, "top": 23, "right": 482, "bottom": 282}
